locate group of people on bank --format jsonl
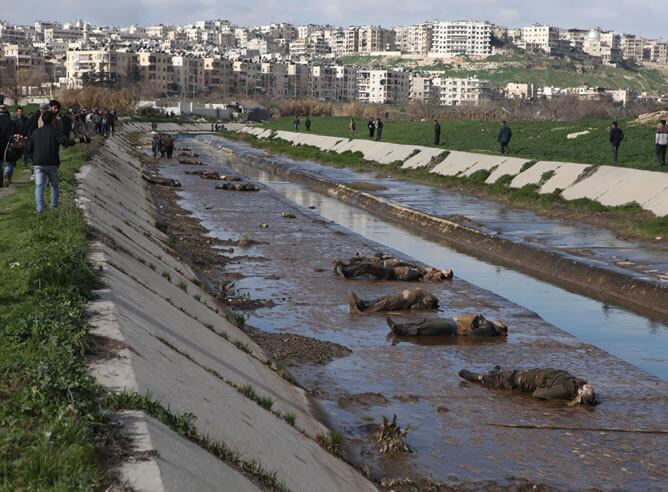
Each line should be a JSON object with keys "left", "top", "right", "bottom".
{"left": 0, "top": 98, "right": 93, "bottom": 212}
{"left": 333, "top": 252, "right": 598, "bottom": 407}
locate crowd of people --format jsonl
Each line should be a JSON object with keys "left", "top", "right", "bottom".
{"left": 0, "top": 97, "right": 98, "bottom": 212}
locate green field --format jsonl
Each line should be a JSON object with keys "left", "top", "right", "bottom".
{"left": 264, "top": 116, "right": 667, "bottom": 171}
{"left": 335, "top": 54, "right": 668, "bottom": 93}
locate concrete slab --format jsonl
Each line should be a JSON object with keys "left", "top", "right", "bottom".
{"left": 485, "top": 156, "right": 531, "bottom": 184}
{"left": 401, "top": 147, "right": 445, "bottom": 169}
{"left": 117, "top": 411, "right": 261, "bottom": 492}
{"left": 595, "top": 167, "right": 668, "bottom": 210}
{"left": 538, "top": 162, "right": 590, "bottom": 194}
{"left": 429, "top": 150, "right": 481, "bottom": 176}
{"left": 460, "top": 154, "right": 508, "bottom": 177}
{"left": 510, "top": 161, "right": 561, "bottom": 188}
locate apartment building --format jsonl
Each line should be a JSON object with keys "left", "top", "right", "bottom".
{"left": 409, "top": 74, "right": 434, "bottom": 102}
{"left": 289, "top": 35, "right": 328, "bottom": 58}
{"left": 357, "top": 69, "right": 409, "bottom": 104}
{"left": 434, "top": 76, "right": 491, "bottom": 106}
{"left": 0, "top": 56, "right": 17, "bottom": 84}
{"left": 204, "top": 57, "right": 233, "bottom": 96}
{"left": 138, "top": 51, "right": 174, "bottom": 95}
{"left": 310, "top": 65, "right": 337, "bottom": 100}
{"left": 395, "top": 22, "right": 433, "bottom": 55}
{"left": 65, "top": 49, "right": 135, "bottom": 87}
{"left": 506, "top": 82, "right": 540, "bottom": 100}
{"left": 334, "top": 65, "right": 357, "bottom": 101}
{"left": 260, "top": 62, "right": 288, "bottom": 97}
{"left": 232, "top": 60, "right": 261, "bottom": 96}
{"left": 0, "top": 23, "right": 28, "bottom": 44}
{"left": 344, "top": 27, "right": 359, "bottom": 54}
{"left": 44, "top": 26, "right": 84, "bottom": 44}
{"left": 621, "top": 34, "right": 644, "bottom": 61}
{"left": 430, "top": 21, "right": 491, "bottom": 58}
{"left": 645, "top": 42, "right": 668, "bottom": 64}
{"left": 171, "top": 55, "right": 205, "bottom": 97}
{"left": 358, "top": 26, "right": 395, "bottom": 53}
{"left": 521, "top": 25, "right": 567, "bottom": 56}
{"left": 3, "top": 44, "right": 45, "bottom": 70}
{"left": 286, "top": 62, "right": 310, "bottom": 97}
{"left": 583, "top": 29, "right": 622, "bottom": 65}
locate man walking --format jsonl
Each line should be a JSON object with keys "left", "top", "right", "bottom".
{"left": 349, "top": 118, "right": 356, "bottom": 139}
{"left": 434, "top": 119, "right": 441, "bottom": 146}
{"left": 293, "top": 115, "right": 300, "bottom": 131}
{"left": 497, "top": 120, "right": 512, "bottom": 154}
{"left": 609, "top": 121, "right": 624, "bottom": 164}
{"left": 25, "top": 111, "right": 89, "bottom": 213}
{"left": 367, "top": 118, "right": 375, "bottom": 139}
{"left": 375, "top": 118, "right": 383, "bottom": 141}
{"left": 656, "top": 120, "right": 668, "bottom": 167}
{"left": 305, "top": 115, "right": 311, "bottom": 132}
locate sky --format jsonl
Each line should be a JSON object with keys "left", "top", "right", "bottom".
{"left": 2, "top": 0, "right": 666, "bottom": 40}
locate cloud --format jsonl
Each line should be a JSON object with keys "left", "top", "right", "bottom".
{"left": 2, "top": 0, "right": 665, "bottom": 39}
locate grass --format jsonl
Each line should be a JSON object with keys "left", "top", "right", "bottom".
{"left": 336, "top": 52, "right": 668, "bottom": 93}
{"left": 229, "top": 131, "right": 668, "bottom": 241}
{"left": 263, "top": 116, "right": 668, "bottom": 172}
{"left": 0, "top": 145, "right": 116, "bottom": 489}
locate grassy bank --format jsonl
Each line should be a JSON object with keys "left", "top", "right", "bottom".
{"left": 263, "top": 116, "right": 667, "bottom": 172}
{"left": 227, "top": 132, "right": 668, "bottom": 241}
{"left": 0, "top": 144, "right": 116, "bottom": 489}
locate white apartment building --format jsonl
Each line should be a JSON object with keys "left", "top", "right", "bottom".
{"left": 0, "top": 23, "right": 28, "bottom": 44}
{"left": 408, "top": 74, "right": 433, "bottom": 102}
{"left": 521, "top": 25, "right": 567, "bottom": 56}
{"left": 357, "top": 69, "right": 409, "bottom": 104}
{"left": 506, "top": 82, "right": 540, "bottom": 100}
{"left": 171, "top": 55, "right": 205, "bottom": 97}
{"left": 430, "top": 21, "right": 491, "bottom": 58}
{"left": 335, "top": 65, "right": 357, "bottom": 100}
{"left": 3, "top": 44, "right": 45, "bottom": 70}
{"left": 395, "top": 22, "right": 433, "bottom": 55}
{"left": 358, "top": 26, "right": 395, "bottom": 53}
{"left": 434, "top": 76, "right": 491, "bottom": 106}
{"left": 583, "top": 29, "right": 622, "bottom": 65}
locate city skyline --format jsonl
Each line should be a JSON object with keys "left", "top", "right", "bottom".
{"left": 2, "top": 0, "right": 666, "bottom": 40}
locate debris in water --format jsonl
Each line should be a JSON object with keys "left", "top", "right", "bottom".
{"left": 376, "top": 415, "right": 412, "bottom": 453}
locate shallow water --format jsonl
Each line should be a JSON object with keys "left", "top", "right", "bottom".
{"left": 159, "top": 136, "right": 668, "bottom": 488}
{"left": 195, "top": 135, "right": 668, "bottom": 382}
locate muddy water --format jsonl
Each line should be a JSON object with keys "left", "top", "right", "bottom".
{"left": 158, "top": 136, "right": 668, "bottom": 489}
{"left": 192, "top": 135, "right": 668, "bottom": 382}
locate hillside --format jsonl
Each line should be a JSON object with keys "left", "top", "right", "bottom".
{"left": 335, "top": 54, "right": 668, "bottom": 93}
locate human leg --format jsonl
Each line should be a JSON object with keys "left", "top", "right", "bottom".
{"left": 34, "top": 166, "right": 46, "bottom": 212}
{"left": 45, "top": 165, "right": 59, "bottom": 209}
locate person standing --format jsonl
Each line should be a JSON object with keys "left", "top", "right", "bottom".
{"left": 497, "top": 120, "right": 512, "bottom": 154}
{"left": 25, "top": 110, "right": 89, "bottom": 213}
{"left": 367, "top": 118, "right": 375, "bottom": 138}
{"left": 293, "top": 115, "right": 300, "bottom": 131}
{"left": 656, "top": 120, "right": 668, "bottom": 167}
{"left": 349, "top": 118, "right": 356, "bottom": 138}
{"left": 609, "top": 121, "right": 624, "bottom": 164}
{"left": 305, "top": 115, "right": 311, "bottom": 132}
{"left": 434, "top": 119, "right": 441, "bottom": 146}
{"left": 0, "top": 105, "right": 17, "bottom": 187}
{"left": 375, "top": 118, "right": 383, "bottom": 141}
{"left": 13, "top": 106, "right": 29, "bottom": 169}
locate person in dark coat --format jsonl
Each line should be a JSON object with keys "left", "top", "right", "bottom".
{"left": 459, "top": 366, "right": 597, "bottom": 406}
{"left": 293, "top": 115, "right": 300, "bottom": 131}
{"left": 13, "top": 106, "right": 28, "bottom": 134}
{"left": 497, "top": 121, "right": 512, "bottom": 154}
{"left": 387, "top": 313, "right": 507, "bottom": 337}
{"left": 434, "top": 120, "right": 441, "bottom": 145}
{"left": 375, "top": 118, "right": 384, "bottom": 141}
{"left": 609, "top": 121, "right": 624, "bottom": 163}
{"left": 0, "top": 105, "right": 17, "bottom": 187}
{"left": 305, "top": 116, "right": 311, "bottom": 132}
{"left": 368, "top": 119, "right": 375, "bottom": 138}
{"left": 25, "top": 111, "right": 89, "bottom": 212}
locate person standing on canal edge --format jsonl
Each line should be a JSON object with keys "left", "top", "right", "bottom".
{"left": 656, "top": 120, "right": 668, "bottom": 166}
{"left": 368, "top": 118, "right": 375, "bottom": 138}
{"left": 349, "top": 118, "right": 356, "bottom": 138}
{"left": 305, "top": 115, "right": 311, "bottom": 132}
{"left": 609, "top": 121, "right": 624, "bottom": 164}
{"left": 498, "top": 120, "right": 512, "bottom": 154}
{"left": 293, "top": 115, "right": 300, "bottom": 131}
{"left": 434, "top": 119, "right": 441, "bottom": 146}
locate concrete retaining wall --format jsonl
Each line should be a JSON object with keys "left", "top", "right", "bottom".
{"left": 238, "top": 127, "right": 668, "bottom": 217}
{"left": 80, "top": 131, "right": 376, "bottom": 492}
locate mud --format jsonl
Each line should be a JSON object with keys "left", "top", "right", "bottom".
{"left": 148, "top": 134, "right": 668, "bottom": 490}
{"left": 338, "top": 392, "right": 389, "bottom": 409}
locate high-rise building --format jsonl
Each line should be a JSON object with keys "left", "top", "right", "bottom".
{"left": 430, "top": 21, "right": 491, "bottom": 58}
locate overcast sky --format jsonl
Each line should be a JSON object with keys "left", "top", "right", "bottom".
{"left": 2, "top": 0, "right": 666, "bottom": 40}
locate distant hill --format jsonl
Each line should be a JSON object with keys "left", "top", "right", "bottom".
{"left": 336, "top": 53, "right": 668, "bottom": 94}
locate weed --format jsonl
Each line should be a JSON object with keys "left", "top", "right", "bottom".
{"left": 162, "top": 271, "right": 171, "bottom": 282}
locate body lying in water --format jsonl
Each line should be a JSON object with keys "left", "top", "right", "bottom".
{"left": 349, "top": 288, "right": 438, "bottom": 314}
{"left": 459, "top": 366, "right": 597, "bottom": 406}
{"left": 334, "top": 253, "right": 453, "bottom": 281}
{"left": 387, "top": 314, "right": 507, "bottom": 337}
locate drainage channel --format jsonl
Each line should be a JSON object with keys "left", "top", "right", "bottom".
{"left": 190, "top": 135, "right": 668, "bottom": 382}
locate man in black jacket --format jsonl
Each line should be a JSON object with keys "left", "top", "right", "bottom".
{"left": 609, "top": 121, "right": 624, "bottom": 163}
{"left": 25, "top": 111, "right": 89, "bottom": 213}
{"left": 0, "top": 105, "right": 17, "bottom": 187}
{"left": 434, "top": 119, "right": 441, "bottom": 145}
